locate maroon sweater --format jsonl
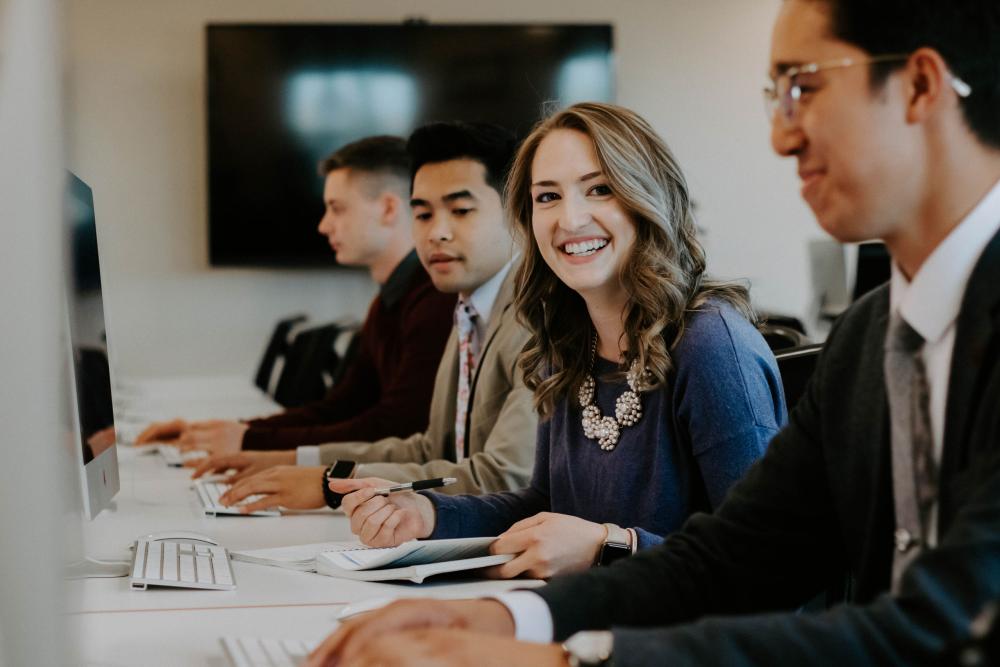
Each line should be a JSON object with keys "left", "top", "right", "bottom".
{"left": 242, "top": 252, "right": 456, "bottom": 450}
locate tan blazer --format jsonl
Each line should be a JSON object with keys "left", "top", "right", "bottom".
{"left": 318, "top": 270, "right": 537, "bottom": 494}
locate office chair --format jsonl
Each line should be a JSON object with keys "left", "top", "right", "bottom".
{"left": 759, "top": 323, "right": 810, "bottom": 351}
{"left": 328, "top": 325, "right": 362, "bottom": 387}
{"left": 774, "top": 343, "right": 823, "bottom": 413}
{"left": 852, "top": 241, "right": 891, "bottom": 301}
{"left": 758, "top": 313, "right": 810, "bottom": 352}
{"left": 272, "top": 322, "right": 344, "bottom": 408}
{"left": 253, "top": 314, "right": 308, "bottom": 396}
{"left": 775, "top": 342, "right": 855, "bottom": 613}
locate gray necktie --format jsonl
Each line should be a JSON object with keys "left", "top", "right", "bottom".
{"left": 884, "top": 312, "right": 938, "bottom": 591}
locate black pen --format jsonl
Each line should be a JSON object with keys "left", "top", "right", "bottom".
{"left": 373, "top": 477, "right": 457, "bottom": 496}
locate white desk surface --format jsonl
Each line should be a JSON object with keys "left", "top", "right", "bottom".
{"left": 72, "top": 382, "right": 537, "bottom": 664}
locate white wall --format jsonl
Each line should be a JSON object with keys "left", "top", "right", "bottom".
{"left": 65, "top": 0, "right": 826, "bottom": 379}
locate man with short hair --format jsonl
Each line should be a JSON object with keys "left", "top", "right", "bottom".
{"left": 198, "top": 122, "right": 538, "bottom": 511}
{"left": 303, "top": 1, "right": 1000, "bottom": 665}
{"left": 136, "top": 136, "right": 455, "bottom": 454}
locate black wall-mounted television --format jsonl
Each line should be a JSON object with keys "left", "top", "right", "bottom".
{"left": 206, "top": 23, "right": 614, "bottom": 268}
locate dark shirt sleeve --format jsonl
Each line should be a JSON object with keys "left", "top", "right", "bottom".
{"left": 631, "top": 308, "right": 784, "bottom": 551}
{"left": 427, "top": 420, "right": 552, "bottom": 538}
{"left": 242, "top": 286, "right": 453, "bottom": 450}
{"left": 606, "top": 450, "right": 1000, "bottom": 666}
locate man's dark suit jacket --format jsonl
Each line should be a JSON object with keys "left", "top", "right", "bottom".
{"left": 535, "top": 227, "right": 1000, "bottom": 665}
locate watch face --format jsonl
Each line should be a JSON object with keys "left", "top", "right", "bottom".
{"left": 598, "top": 542, "right": 631, "bottom": 567}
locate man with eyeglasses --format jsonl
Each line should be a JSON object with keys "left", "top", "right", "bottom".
{"left": 302, "top": 1, "right": 1000, "bottom": 665}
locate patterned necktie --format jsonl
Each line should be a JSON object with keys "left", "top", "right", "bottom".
{"left": 884, "top": 312, "right": 938, "bottom": 591}
{"left": 454, "top": 302, "right": 479, "bottom": 462}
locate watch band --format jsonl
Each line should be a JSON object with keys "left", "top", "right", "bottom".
{"left": 563, "top": 630, "right": 614, "bottom": 667}
{"left": 321, "top": 460, "right": 356, "bottom": 509}
{"left": 596, "top": 523, "right": 632, "bottom": 567}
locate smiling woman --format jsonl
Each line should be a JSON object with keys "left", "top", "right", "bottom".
{"left": 319, "top": 103, "right": 786, "bottom": 582}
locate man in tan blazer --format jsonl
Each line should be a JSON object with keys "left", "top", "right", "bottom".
{"left": 194, "top": 122, "right": 538, "bottom": 510}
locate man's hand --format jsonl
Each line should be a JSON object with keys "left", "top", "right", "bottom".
{"left": 308, "top": 628, "right": 567, "bottom": 667}
{"left": 217, "top": 465, "right": 327, "bottom": 513}
{"left": 303, "top": 599, "right": 522, "bottom": 667}
{"left": 174, "top": 420, "right": 248, "bottom": 454}
{"left": 333, "top": 478, "right": 437, "bottom": 547}
{"left": 189, "top": 450, "right": 295, "bottom": 481}
{"left": 484, "top": 512, "right": 607, "bottom": 580}
{"left": 134, "top": 418, "right": 188, "bottom": 445}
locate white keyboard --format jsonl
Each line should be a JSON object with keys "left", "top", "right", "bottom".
{"left": 222, "top": 636, "right": 318, "bottom": 667}
{"left": 157, "top": 444, "right": 208, "bottom": 467}
{"left": 194, "top": 479, "right": 280, "bottom": 517}
{"left": 130, "top": 538, "right": 235, "bottom": 590}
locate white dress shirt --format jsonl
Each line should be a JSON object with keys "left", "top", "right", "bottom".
{"left": 889, "top": 177, "right": 1000, "bottom": 545}
{"left": 496, "top": 177, "right": 1000, "bottom": 642}
{"left": 296, "top": 260, "right": 515, "bottom": 466}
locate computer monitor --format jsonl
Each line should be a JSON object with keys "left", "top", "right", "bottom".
{"left": 65, "top": 172, "right": 120, "bottom": 520}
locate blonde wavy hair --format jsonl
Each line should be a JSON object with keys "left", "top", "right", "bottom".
{"left": 507, "top": 102, "right": 756, "bottom": 418}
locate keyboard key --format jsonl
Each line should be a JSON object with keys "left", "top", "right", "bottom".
{"left": 131, "top": 540, "right": 147, "bottom": 580}
{"left": 282, "top": 639, "right": 309, "bottom": 658}
{"left": 196, "top": 555, "right": 214, "bottom": 584}
{"left": 262, "top": 638, "right": 295, "bottom": 666}
{"left": 163, "top": 543, "right": 178, "bottom": 581}
{"left": 147, "top": 542, "right": 163, "bottom": 579}
{"left": 180, "top": 554, "right": 196, "bottom": 582}
{"left": 213, "top": 556, "right": 233, "bottom": 586}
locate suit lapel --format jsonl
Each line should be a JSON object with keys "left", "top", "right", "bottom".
{"left": 939, "top": 225, "right": 1000, "bottom": 529}
{"left": 470, "top": 271, "right": 516, "bottom": 392}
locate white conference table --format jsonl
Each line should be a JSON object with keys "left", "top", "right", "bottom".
{"left": 70, "top": 377, "right": 536, "bottom": 666}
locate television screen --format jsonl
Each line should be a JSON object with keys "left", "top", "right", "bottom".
{"left": 207, "top": 23, "right": 614, "bottom": 267}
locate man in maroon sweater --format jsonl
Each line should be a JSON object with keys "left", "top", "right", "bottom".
{"left": 135, "top": 136, "right": 456, "bottom": 454}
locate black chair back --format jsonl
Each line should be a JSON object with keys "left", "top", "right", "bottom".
{"left": 774, "top": 343, "right": 823, "bottom": 412}
{"left": 273, "top": 322, "right": 343, "bottom": 408}
{"left": 254, "top": 314, "right": 308, "bottom": 395}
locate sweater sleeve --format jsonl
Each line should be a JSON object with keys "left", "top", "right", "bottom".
{"left": 427, "top": 420, "right": 552, "bottom": 538}
{"left": 628, "top": 306, "right": 784, "bottom": 550}
{"left": 672, "top": 306, "right": 785, "bottom": 508}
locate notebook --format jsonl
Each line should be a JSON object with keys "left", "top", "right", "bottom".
{"left": 229, "top": 541, "right": 365, "bottom": 572}
{"left": 315, "top": 537, "right": 513, "bottom": 583}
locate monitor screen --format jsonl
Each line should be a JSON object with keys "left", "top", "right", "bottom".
{"left": 207, "top": 23, "right": 614, "bottom": 267}
{"left": 65, "top": 172, "right": 120, "bottom": 518}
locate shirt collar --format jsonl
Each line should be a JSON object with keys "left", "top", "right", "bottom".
{"left": 460, "top": 259, "right": 514, "bottom": 323}
{"left": 379, "top": 249, "right": 421, "bottom": 309}
{"left": 891, "top": 177, "right": 1000, "bottom": 344}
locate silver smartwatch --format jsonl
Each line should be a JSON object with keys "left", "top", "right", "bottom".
{"left": 596, "top": 523, "right": 633, "bottom": 566}
{"left": 563, "top": 630, "right": 614, "bottom": 667}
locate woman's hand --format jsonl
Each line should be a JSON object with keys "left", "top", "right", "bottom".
{"left": 485, "top": 512, "right": 607, "bottom": 579}
{"left": 332, "top": 478, "right": 438, "bottom": 547}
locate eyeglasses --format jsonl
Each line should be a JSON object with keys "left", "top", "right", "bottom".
{"left": 764, "top": 53, "right": 973, "bottom": 124}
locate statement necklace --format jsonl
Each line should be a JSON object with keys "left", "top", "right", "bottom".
{"left": 578, "top": 335, "right": 647, "bottom": 451}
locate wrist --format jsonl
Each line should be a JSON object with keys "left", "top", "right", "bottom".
{"left": 595, "top": 523, "right": 632, "bottom": 567}
{"left": 456, "top": 599, "right": 516, "bottom": 636}
{"left": 416, "top": 493, "right": 437, "bottom": 538}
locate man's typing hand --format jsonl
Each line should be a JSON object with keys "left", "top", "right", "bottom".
{"left": 303, "top": 599, "right": 525, "bottom": 667}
